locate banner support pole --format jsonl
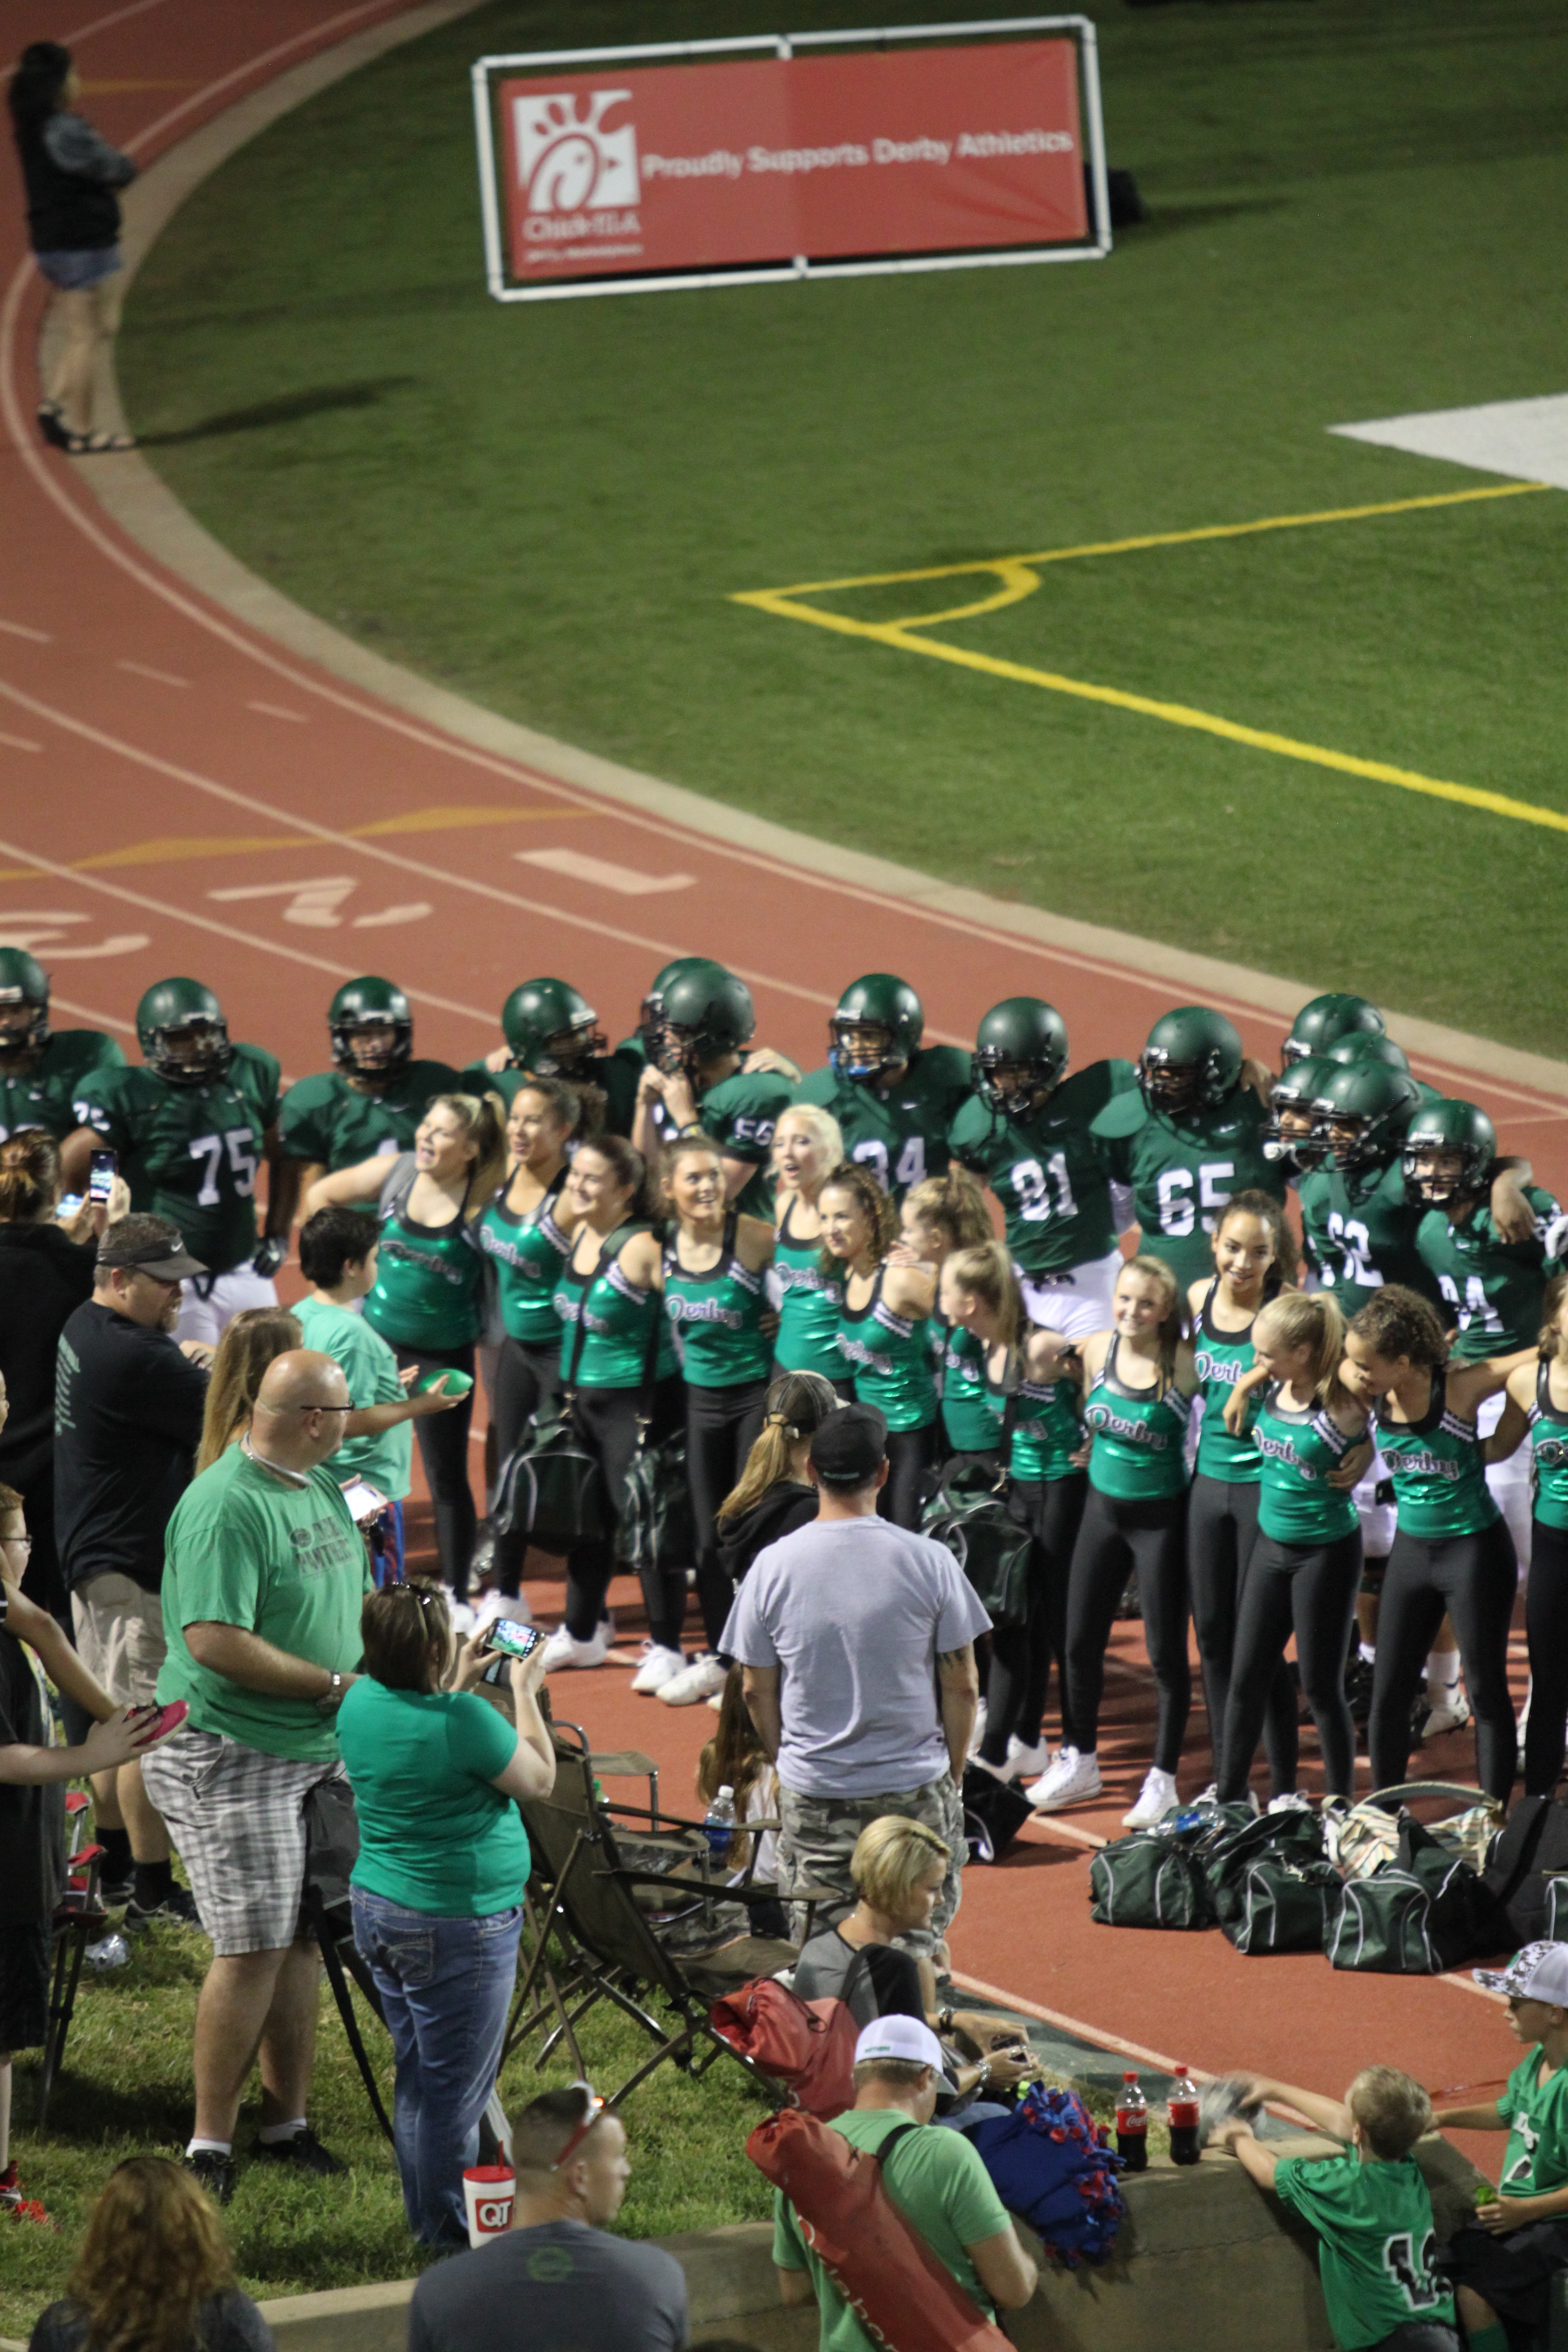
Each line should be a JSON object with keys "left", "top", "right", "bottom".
{"left": 1076, "top": 13, "right": 1113, "bottom": 256}
{"left": 471, "top": 60, "right": 506, "bottom": 301}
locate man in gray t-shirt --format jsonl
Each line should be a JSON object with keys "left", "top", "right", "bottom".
{"left": 408, "top": 2088, "right": 687, "bottom": 2352}
{"left": 720, "top": 1403, "right": 989, "bottom": 1954}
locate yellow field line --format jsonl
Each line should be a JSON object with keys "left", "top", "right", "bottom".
{"left": 0, "top": 803, "right": 585, "bottom": 884}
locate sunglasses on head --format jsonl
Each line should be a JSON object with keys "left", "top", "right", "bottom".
{"left": 551, "top": 2082, "right": 605, "bottom": 2169}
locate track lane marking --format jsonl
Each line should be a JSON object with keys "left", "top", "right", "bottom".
{"left": 117, "top": 658, "right": 190, "bottom": 686}
{"left": 0, "top": 804, "right": 592, "bottom": 884}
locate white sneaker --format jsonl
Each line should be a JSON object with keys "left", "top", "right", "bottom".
{"left": 1122, "top": 1767, "right": 1178, "bottom": 1830}
{"left": 707, "top": 1690, "right": 725, "bottom": 1712}
{"left": 630, "top": 1642, "right": 686, "bottom": 1694}
{"left": 1026, "top": 1747, "right": 1103, "bottom": 1812}
{"left": 659, "top": 1653, "right": 730, "bottom": 1707}
{"left": 1417, "top": 1689, "right": 1472, "bottom": 1739}
{"left": 1007, "top": 1735, "right": 1052, "bottom": 1779}
{"left": 446, "top": 1597, "right": 477, "bottom": 1637}
{"left": 968, "top": 1752, "right": 1018, "bottom": 1785}
{"left": 472, "top": 1588, "right": 526, "bottom": 1632}
{"left": 967, "top": 1700, "right": 988, "bottom": 1758}
{"left": 540, "top": 1621, "right": 611, "bottom": 1672}
{"left": 1268, "top": 1791, "right": 1313, "bottom": 1815}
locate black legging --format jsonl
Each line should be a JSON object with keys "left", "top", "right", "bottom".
{"left": 980, "top": 1473, "right": 1087, "bottom": 1767}
{"left": 393, "top": 1341, "right": 477, "bottom": 1598}
{"left": 1218, "top": 1530, "right": 1361, "bottom": 1802}
{"left": 1368, "top": 1519, "right": 1519, "bottom": 1802}
{"left": 490, "top": 1336, "right": 563, "bottom": 1597}
{"left": 1524, "top": 1519, "right": 1568, "bottom": 1796}
{"left": 564, "top": 1374, "right": 687, "bottom": 1648}
{"left": 1189, "top": 1474, "right": 1298, "bottom": 1796}
{"left": 686, "top": 1378, "right": 769, "bottom": 1651}
{"left": 879, "top": 1423, "right": 937, "bottom": 1531}
{"left": 1062, "top": 1485, "right": 1189, "bottom": 1772}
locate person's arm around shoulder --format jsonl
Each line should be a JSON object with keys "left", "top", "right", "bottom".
{"left": 882, "top": 1260, "right": 936, "bottom": 1321}
{"left": 1451, "top": 1347, "right": 1538, "bottom": 1419}
{"left": 302, "top": 1157, "right": 393, "bottom": 1219}
{"left": 1488, "top": 1362, "right": 1536, "bottom": 1463}
{"left": 737, "top": 1212, "right": 776, "bottom": 1273}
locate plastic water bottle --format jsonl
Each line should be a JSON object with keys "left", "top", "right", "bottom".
{"left": 1116, "top": 2071, "right": 1148, "bottom": 2170}
{"left": 85, "top": 1931, "right": 129, "bottom": 1971}
{"left": 1168, "top": 2063, "right": 1201, "bottom": 2165}
{"left": 704, "top": 1784, "right": 736, "bottom": 1864}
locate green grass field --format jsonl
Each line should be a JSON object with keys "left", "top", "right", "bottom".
{"left": 118, "top": 0, "right": 1568, "bottom": 1052}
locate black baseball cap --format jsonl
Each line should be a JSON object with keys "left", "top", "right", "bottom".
{"left": 809, "top": 1401, "right": 888, "bottom": 1487}
{"left": 97, "top": 1224, "right": 206, "bottom": 1281}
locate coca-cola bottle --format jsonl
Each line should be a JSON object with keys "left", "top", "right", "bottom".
{"left": 1116, "top": 2071, "right": 1148, "bottom": 2171}
{"left": 1168, "top": 2063, "right": 1201, "bottom": 2165}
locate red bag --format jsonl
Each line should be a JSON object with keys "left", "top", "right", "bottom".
{"left": 708, "top": 1977, "right": 858, "bottom": 2118}
{"left": 747, "top": 2107, "right": 1014, "bottom": 2352}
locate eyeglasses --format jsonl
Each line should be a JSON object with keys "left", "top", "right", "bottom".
{"left": 294, "top": 1402, "right": 355, "bottom": 1415}
{"left": 551, "top": 2082, "right": 605, "bottom": 2169}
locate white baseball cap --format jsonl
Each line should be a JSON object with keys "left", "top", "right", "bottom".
{"left": 1474, "top": 1942, "right": 1568, "bottom": 2005}
{"left": 853, "top": 2015, "right": 946, "bottom": 2072}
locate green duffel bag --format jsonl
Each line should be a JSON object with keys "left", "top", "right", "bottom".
{"left": 1325, "top": 1868, "right": 1439, "bottom": 1973}
{"left": 921, "top": 1462, "right": 1032, "bottom": 1630}
{"left": 1222, "top": 1857, "right": 1344, "bottom": 1955}
{"left": 1203, "top": 1806, "right": 1329, "bottom": 1927}
{"left": 1089, "top": 1831, "right": 1213, "bottom": 1931}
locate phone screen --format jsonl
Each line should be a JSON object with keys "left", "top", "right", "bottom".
{"left": 88, "top": 1148, "right": 117, "bottom": 1204}
{"left": 340, "top": 1478, "right": 388, "bottom": 1524}
{"left": 488, "top": 1618, "right": 544, "bottom": 1663}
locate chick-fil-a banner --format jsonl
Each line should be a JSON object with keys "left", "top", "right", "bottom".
{"left": 498, "top": 43, "right": 1086, "bottom": 283}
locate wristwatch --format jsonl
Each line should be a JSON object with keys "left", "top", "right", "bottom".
{"left": 975, "top": 2058, "right": 992, "bottom": 2093}
{"left": 316, "top": 1670, "right": 344, "bottom": 1715}
{"left": 938, "top": 2007, "right": 955, "bottom": 2033}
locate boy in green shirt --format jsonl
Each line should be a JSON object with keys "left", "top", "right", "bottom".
{"left": 1433, "top": 1942, "right": 1568, "bottom": 2352}
{"left": 1213, "top": 2065, "right": 1458, "bottom": 2352}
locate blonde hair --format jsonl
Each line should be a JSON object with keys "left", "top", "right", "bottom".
{"left": 196, "top": 1308, "right": 302, "bottom": 1472}
{"left": 66, "top": 2156, "right": 235, "bottom": 2352}
{"left": 1347, "top": 2066, "right": 1432, "bottom": 2160}
{"left": 943, "top": 1241, "right": 1022, "bottom": 1353}
{"left": 1117, "top": 1254, "right": 1186, "bottom": 1381}
{"left": 851, "top": 1814, "right": 950, "bottom": 1915}
{"left": 1253, "top": 1290, "right": 1346, "bottom": 1408}
{"left": 772, "top": 1102, "right": 845, "bottom": 1184}
{"left": 902, "top": 1167, "right": 992, "bottom": 1253}
{"left": 430, "top": 1091, "right": 508, "bottom": 1216}
{"left": 718, "top": 1371, "right": 841, "bottom": 1526}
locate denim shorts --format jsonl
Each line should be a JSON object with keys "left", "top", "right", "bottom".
{"left": 34, "top": 246, "right": 122, "bottom": 292}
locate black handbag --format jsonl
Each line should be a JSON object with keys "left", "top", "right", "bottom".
{"left": 921, "top": 1396, "right": 1032, "bottom": 1628}
{"left": 617, "top": 1252, "right": 697, "bottom": 1575}
{"left": 961, "top": 1762, "right": 1032, "bottom": 1863}
{"left": 492, "top": 1224, "right": 644, "bottom": 1552}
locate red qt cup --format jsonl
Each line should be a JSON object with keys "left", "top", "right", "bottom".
{"left": 462, "top": 2164, "right": 514, "bottom": 2246}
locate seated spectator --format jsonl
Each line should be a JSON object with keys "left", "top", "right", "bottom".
{"left": 407, "top": 2084, "right": 688, "bottom": 2352}
{"left": 698, "top": 1666, "right": 779, "bottom": 1884}
{"left": 29, "top": 2155, "right": 274, "bottom": 2352}
{"left": 196, "top": 1309, "right": 301, "bottom": 1471}
{"left": 715, "top": 1371, "right": 835, "bottom": 1585}
{"left": 773, "top": 2016, "right": 1037, "bottom": 2346}
{"left": 336, "top": 1581, "right": 555, "bottom": 2246}
{"left": 791, "top": 1816, "right": 1033, "bottom": 2110}
{"left": 1215, "top": 2066, "right": 1458, "bottom": 2352}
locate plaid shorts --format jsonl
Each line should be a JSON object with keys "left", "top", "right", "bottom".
{"left": 141, "top": 1727, "right": 346, "bottom": 1956}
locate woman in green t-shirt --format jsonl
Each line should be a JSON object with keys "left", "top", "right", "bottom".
{"left": 337, "top": 1580, "right": 554, "bottom": 2249}
{"left": 1489, "top": 1272, "right": 1568, "bottom": 1795}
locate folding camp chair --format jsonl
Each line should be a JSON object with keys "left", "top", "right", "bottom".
{"left": 36, "top": 1793, "right": 108, "bottom": 2126}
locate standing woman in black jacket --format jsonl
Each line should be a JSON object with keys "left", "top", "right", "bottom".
{"left": 8, "top": 44, "right": 136, "bottom": 453}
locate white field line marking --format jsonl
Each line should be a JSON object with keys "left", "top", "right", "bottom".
{"left": 50, "top": 992, "right": 137, "bottom": 1034}
{"left": 247, "top": 700, "right": 308, "bottom": 722}
{"left": 353, "top": 902, "right": 431, "bottom": 928}
{"left": 0, "top": 833, "right": 495, "bottom": 1025}
{"left": 516, "top": 847, "right": 696, "bottom": 896}
{"left": 117, "top": 658, "right": 189, "bottom": 686}
{"left": 0, "top": 618, "right": 51, "bottom": 643}
{"left": 68, "top": 0, "right": 177, "bottom": 47}
{"left": 0, "top": 731, "right": 42, "bottom": 753}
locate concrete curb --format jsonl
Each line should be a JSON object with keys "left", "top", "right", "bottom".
{"left": 47, "top": 6, "right": 1568, "bottom": 1105}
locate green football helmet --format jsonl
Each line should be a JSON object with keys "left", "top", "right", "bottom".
{"left": 1281, "top": 992, "right": 1384, "bottom": 1070}
{"left": 1324, "top": 1033, "right": 1412, "bottom": 1077}
{"left": 137, "top": 978, "right": 233, "bottom": 1086}
{"left": 829, "top": 974, "right": 924, "bottom": 1083}
{"left": 972, "top": 997, "right": 1069, "bottom": 1117}
{"left": 1137, "top": 1006, "right": 1243, "bottom": 1116}
{"left": 637, "top": 957, "right": 727, "bottom": 1055}
{"left": 0, "top": 946, "right": 49, "bottom": 1064}
{"left": 650, "top": 966, "right": 756, "bottom": 1077}
{"left": 1314, "top": 1060, "right": 1421, "bottom": 1176}
{"left": 1263, "top": 1054, "right": 1336, "bottom": 1171}
{"left": 329, "top": 976, "right": 412, "bottom": 1077}
{"left": 501, "top": 978, "right": 605, "bottom": 1076}
{"left": 1403, "top": 1097, "right": 1496, "bottom": 1207}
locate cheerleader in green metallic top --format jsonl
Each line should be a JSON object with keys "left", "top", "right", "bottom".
{"left": 769, "top": 1103, "right": 850, "bottom": 1391}
{"left": 897, "top": 1169, "right": 996, "bottom": 1468}
{"left": 940, "top": 1239, "right": 1088, "bottom": 1784}
{"left": 652, "top": 1136, "right": 777, "bottom": 1706}
{"left": 540, "top": 1135, "right": 685, "bottom": 1675}
{"left": 1185, "top": 1192, "right": 1300, "bottom": 1807}
{"left": 1343, "top": 1287, "right": 1532, "bottom": 1803}
{"left": 1029, "top": 1255, "right": 1200, "bottom": 1826}
{"left": 818, "top": 1163, "right": 938, "bottom": 1529}
{"left": 477, "top": 1076, "right": 584, "bottom": 1606}
{"left": 1217, "top": 1293, "right": 1370, "bottom": 1804}
{"left": 1482, "top": 1272, "right": 1568, "bottom": 1795}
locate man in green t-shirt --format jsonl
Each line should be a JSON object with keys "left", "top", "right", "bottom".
{"left": 773, "top": 2015, "right": 1037, "bottom": 2352}
{"left": 1214, "top": 2063, "right": 1457, "bottom": 2352}
{"left": 141, "top": 1349, "right": 371, "bottom": 2209}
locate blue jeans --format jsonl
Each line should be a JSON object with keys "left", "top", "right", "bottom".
{"left": 350, "top": 1887, "right": 522, "bottom": 2245}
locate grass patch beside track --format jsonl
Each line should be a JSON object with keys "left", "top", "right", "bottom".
{"left": 119, "top": 0, "right": 1568, "bottom": 1050}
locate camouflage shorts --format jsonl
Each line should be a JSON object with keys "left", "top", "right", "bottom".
{"left": 776, "top": 1772, "right": 966, "bottom": 1959}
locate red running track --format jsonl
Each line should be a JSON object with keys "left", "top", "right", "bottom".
{"left": 0, "top": 0, "right": 1554, "bottom": 2160}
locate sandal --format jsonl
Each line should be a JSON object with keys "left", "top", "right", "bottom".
{"left": 62, "top": 429, "right": 136, "bottom": 455}
{"left": 37, "top": 402, "right": 69, "bottom": 449}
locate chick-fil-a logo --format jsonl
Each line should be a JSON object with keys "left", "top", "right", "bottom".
{"left": 514, "top": 89, "right": 639, "bottom": 212}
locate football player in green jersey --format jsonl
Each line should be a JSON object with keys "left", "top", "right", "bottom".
{"left": 64, "top": 979, "right": 289, "bottom": 1346}
{"left": 794, "top": 973, "right": 971, "bottom": 1204}
{"left": 1280, "top": 991, "right": 1386, "bottom": 1071}
{"left": 948, "top": 996, "right": 1140, "bottom": 1340}
{"left": 633, "top": 965, "right": 794, "bottom": 1220}
{"left": 0, "top": 946, "right": 123, "bottom": 1143}
{"left": 1409, "top": 1098, "right": 1561, "bottom": 1574}
{"left": 279, "top": 977, "right": 463, "bottom": 1203}
{"left": 1109, "top": 1007, "right": 1286, "bottom": 1293}
{"left": 465, "top": 976, "right": 640, "bottom": 1136}
{"left": 1261, "top": 1054, "right": 1336, "bottom": 1180}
